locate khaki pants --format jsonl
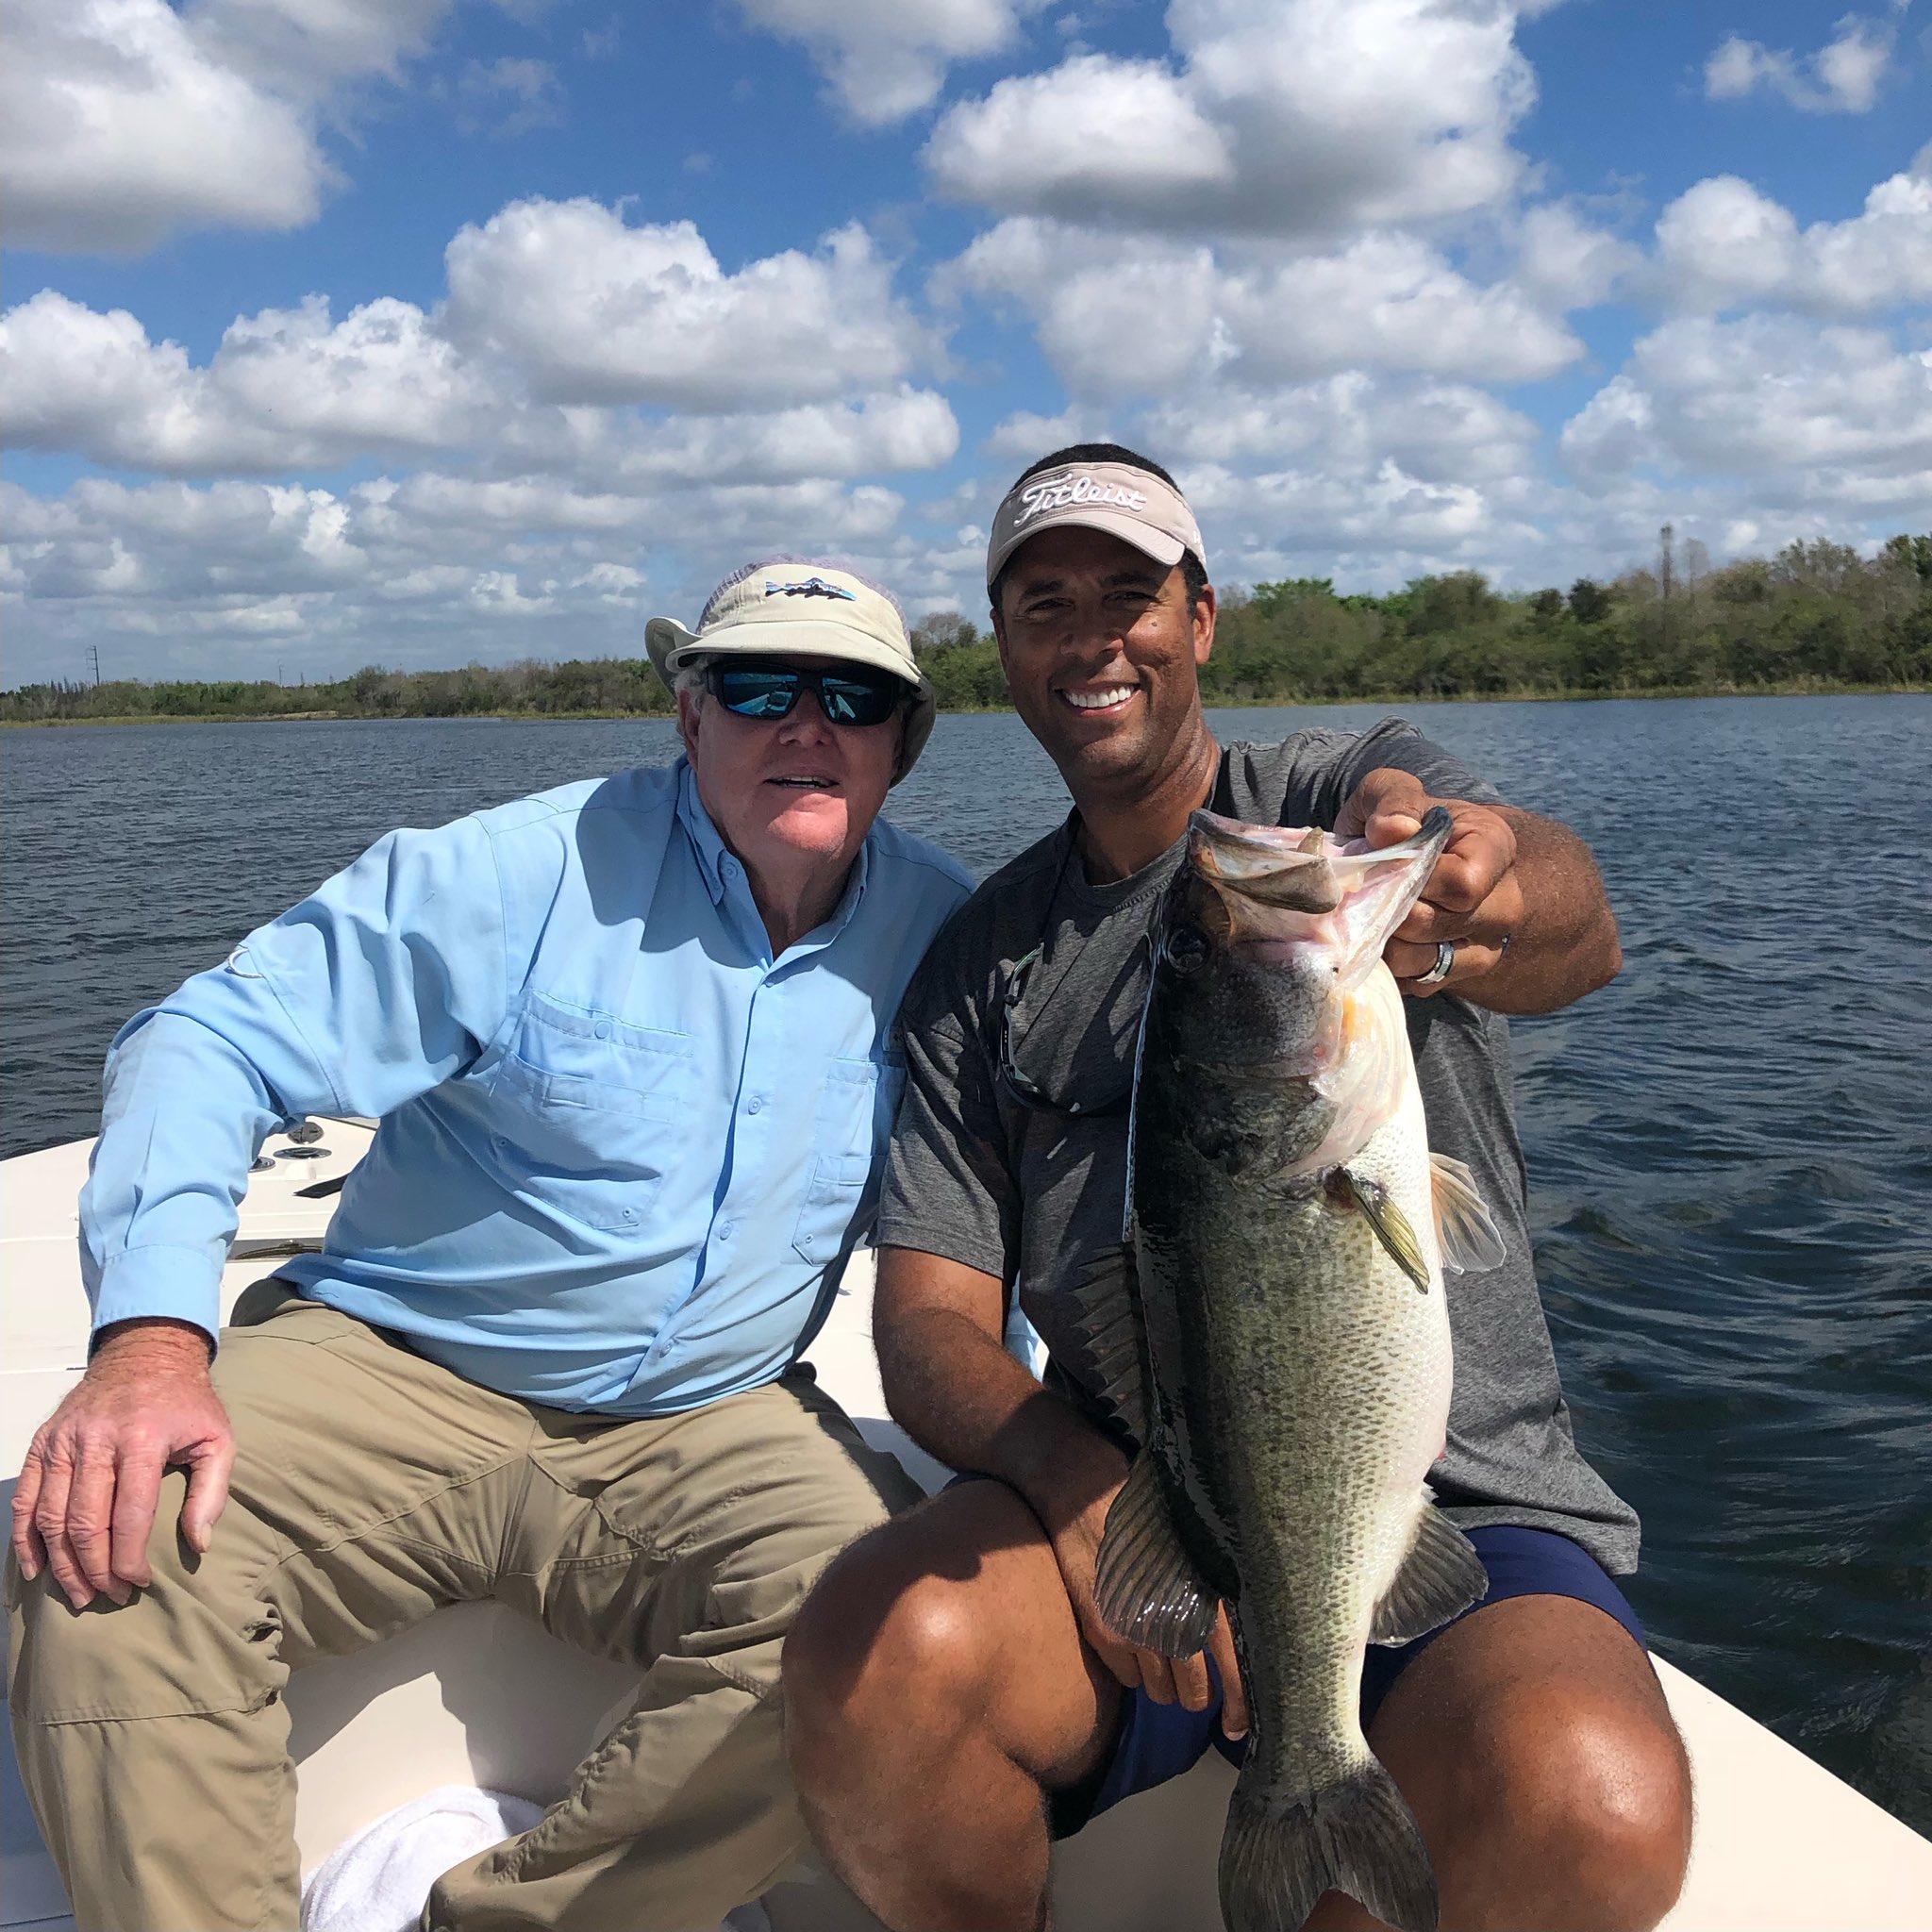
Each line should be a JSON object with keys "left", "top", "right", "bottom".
{"left": 8, "top": 1282, "right": 916, "bottom": 1932}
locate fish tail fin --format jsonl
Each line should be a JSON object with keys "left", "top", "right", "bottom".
{"left": 1219, "top": 1756, "right": 1438, "bottom": 1932}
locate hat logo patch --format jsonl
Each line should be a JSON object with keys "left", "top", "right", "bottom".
{"left": 1013, "top": 473, "right": 1148, "bottom": 528}
{"left": 764, "top": 576, "right": 857, "bottom": 601}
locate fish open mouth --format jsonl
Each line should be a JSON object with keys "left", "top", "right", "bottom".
{"left": 1179, "top": 807, "right": 1455, "bottom": 978}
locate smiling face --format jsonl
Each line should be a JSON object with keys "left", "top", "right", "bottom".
{"left": 992, "top": 524, "right": 1216, "bottom": 798}
{"left": 679, "top": 656, "right": 903, "bottom": 890}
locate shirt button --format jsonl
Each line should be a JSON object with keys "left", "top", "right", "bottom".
{"left": 594, "top": 1021, "right": 612, "bottom": 1040}
{"left": 747, "top": 1097, "right": 763, "bottom": 1114}
{"left": 718, "top": 1222, "right": 736, "bottom": 1241}
{"left": 623, "top": 1208, "right": 638, "bottom": 1223}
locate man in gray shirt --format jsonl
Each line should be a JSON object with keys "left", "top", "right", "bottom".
{"left": 785, "top": 446, "right": 1691, "bottom": 1930}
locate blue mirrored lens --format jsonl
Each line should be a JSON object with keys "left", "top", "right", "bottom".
{"left": 715, "top": 671, "right": 800, "bottom": 718}
{"left": 819, "top": 679, "right": 895, "bottom": 724}
{"left": 710, "top": 663, "right": 903, "bottom": 726}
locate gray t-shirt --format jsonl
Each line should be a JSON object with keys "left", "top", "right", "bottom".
{"left": 877, "top": 718, "right": 1640, "bottom": 1573}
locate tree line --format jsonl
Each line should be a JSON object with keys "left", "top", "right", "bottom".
{"left": 912, "top": 532, "right": 1932, "bottom": 708}
{"left": 7, "top": 533, "right": 1927, "bottom": 724}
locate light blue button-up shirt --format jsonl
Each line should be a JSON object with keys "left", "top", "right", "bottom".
{"left": 78, "top": 761, "right": 973, "bottom": 1415}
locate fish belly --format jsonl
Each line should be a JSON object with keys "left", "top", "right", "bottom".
{"left": 1142, "top": 1091, "right": 1451, "bottom": 1793}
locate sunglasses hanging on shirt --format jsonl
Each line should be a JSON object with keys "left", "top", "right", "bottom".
{"left": 707, "top": 658, "right": 908, "bottom": 728}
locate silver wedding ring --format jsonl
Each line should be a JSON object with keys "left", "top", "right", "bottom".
{"left": 1415, "top": 941, "right": 1456, "bottom": 987}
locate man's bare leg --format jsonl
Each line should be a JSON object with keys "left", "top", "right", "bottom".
{"left": 1307, "top": 1595, "right": 1692, "bottom": 1932}
{"left": 783, "top": 1478, "right": 1119, "bottom": 1932}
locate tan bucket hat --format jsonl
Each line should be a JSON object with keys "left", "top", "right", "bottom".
{"left": 646, "top": 559, "right": 937, "bottom": 782}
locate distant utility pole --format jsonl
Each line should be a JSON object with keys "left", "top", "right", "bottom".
{"left": 1658, "top": 523, "right": 1674, "bottom": 659}
{"left": 88, "top": 644, "right": 102, "bottom": 688}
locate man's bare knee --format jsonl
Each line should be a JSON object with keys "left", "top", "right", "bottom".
{"left": 1456, "top": 1672, "right": 1691, "bottom": 1929}
{"left": 785, "top": 1512, "right": 1002, "bottom": 1760}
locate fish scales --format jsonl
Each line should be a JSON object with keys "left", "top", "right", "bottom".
{"left": 1091, "top": 806, "right": 1500, "bottom": 1932}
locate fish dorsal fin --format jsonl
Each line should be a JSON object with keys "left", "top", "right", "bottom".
{"left": 1094, "top": 1453, "right": 1221, "bottom": 1658}
{"left": 1369, "top": 1503, "right": 1489, "bottom": 1646}
{"left": 1335, "top": 1168, "right": 1431, "bottom": 1293}
{"left": 1429, "top": 1154, "right": 1507, "bottom": 1274}
{"left": 1066, "top": 1243, "right": 1151, "bottom": 1446}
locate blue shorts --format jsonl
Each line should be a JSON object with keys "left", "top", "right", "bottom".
{"left": 1047, "top": 1520, "right": 1643, "bottom": 1837}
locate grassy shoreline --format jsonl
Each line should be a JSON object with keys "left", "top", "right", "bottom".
{"left": 4, "top": 679, "right": 1926, "bottom": 728}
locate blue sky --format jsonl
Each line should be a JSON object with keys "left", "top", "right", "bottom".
{"left": 3, "top": 0, "right": 1928, "bottom": 685}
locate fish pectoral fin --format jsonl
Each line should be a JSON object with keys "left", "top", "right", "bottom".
{"left": 1067, "top": 1242, "right": 1152, "bottom": 1446}
{"left": 1369, "top": 1507, "right": 1490, "bottom": 1647}
{"left": 1093, "top": 1454, "right": 1220, "bottom": 1658}
{"left": 1336, "top": 1168, "right": 1431, "bottom": 1293}
{"left": 1429, "top": 1154, "right": 1507, "bottom": 1274}
{"left": 1220, "top": 1759, "right": 1438, "bottom": 1932}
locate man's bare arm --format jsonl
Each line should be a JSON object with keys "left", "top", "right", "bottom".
{"left": 1338, "top": 768, "right": 1622, "bottom": 1015}
{"left": 873, "top": 1245, "right": 1249, "bottom": 1735}
{"left": 874, "top": 1246, "right": 1124, "bottom": 1525}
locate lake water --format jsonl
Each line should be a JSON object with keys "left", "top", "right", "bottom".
{"left": 4, "top": 696, "right": 1929, "bottom": 1836}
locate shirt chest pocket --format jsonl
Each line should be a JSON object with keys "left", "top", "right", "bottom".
{"left": 489, "top": 995, "right": 694, "bottom": 1233}
{"left": 791, "top": 1051, "right": 908, "bottom": 1265}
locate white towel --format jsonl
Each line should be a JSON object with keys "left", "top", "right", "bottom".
{"left": 299, "top": 1784, "right": 775, "bottom": 1932}
{"left": 300, "top": 1786, "right": 544, "bottom": 1932}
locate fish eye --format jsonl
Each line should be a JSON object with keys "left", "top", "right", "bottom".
{"left": 1163, "top": 924, "right": 1211, "bottom": 974}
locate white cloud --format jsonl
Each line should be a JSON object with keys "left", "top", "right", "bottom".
{"left": 447, "top": 57, "right": 565, "bottom": 137}
{"left": 1514, "top": 204, "right": 1644, "bottom": 310}
{"left": 0, "top": 0, "right": 486, "bottom": 255}
{"left": 1653, "top": 153, "right": 1932, "bottom": 315}
{"left": 441, "top": 200, "right": 931, "bottom": 409}
{"left": 983, "top": 408, "right": 1103, "bottom": 460}
{"left": 1704, "top": 12, "right": 1898, "bottom": 114}
{"left": 0, "top": 290, "right": 495, "bottom": 473}
{"left": 924, "top": 54, "right": 1235, "bottom": 216}
{"left": 1140, "top": 373, "right": 1543, "bottom": 487}
{"left": 951, "top": 218, "right": 1580, "bottom": 398}
{"left": 1560, "top": 316, "right": 1932, "bottom": 513}
{"left": 926, "top": 0, "right": 1541, "bottom": 238}
{"left": 0, "top": 468, "right": 923, "bottom": 683}
{"left": 731, "top": 0, "right": 1028, "bottom": 124}
{"left": 1, "top": 0, "right": 328, "bottom": 253}
{"left": 2, "top": 205, "right": 958, "bottom": 482}
{"left": 192, "top": 0, "right": 455, "bottom": 93}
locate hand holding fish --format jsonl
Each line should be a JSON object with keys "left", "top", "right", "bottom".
{"left": 1336, "top": 767, "right": 1623, "bottom": 1014}
{"left": 1334, "top": 768, "right": 1521, "bottom": 992}
{"left": 1041, "top": 1459, "right": 1251, "bottom": 1740}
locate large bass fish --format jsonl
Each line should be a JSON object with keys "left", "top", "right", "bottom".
{"left": 1075, "top": 806, "right": 1506, "bottom": 1932}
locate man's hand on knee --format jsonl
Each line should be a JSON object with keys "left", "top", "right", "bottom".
{"left": 1031, "top": 1448, "right": 1250, "bottom": 1742}
{"left": 11, "top": 1318, "right": 233, "bottom": 1610}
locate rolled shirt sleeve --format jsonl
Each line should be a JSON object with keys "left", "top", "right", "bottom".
{"left": 80, "top": 815, "right": 512, "bottom": 1346}
{"left": 876, "top": 986, "right": 1020, "bottom": 1288}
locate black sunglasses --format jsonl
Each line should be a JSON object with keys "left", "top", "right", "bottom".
{"left": 995, "top": 940, "right": 1136, "bottom": 1120}
{"left": 707, "top": 658, "right": 908, "bottom": 728}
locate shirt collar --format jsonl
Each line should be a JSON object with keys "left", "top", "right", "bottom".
{"left": 676, "top": 761, "right": 735, "bottom": 905}
{"left": 675, "top": 758, "right": 874, "bottom": 938}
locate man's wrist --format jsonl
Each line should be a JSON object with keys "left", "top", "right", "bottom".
{"left": 92, "top": 1316, "right": 216, "bottom": 1368}
{"left": 1000, "top": 1396, "right": 1130, "bottom": 1529}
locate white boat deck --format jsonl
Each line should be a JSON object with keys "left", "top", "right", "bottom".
{"left": 3, "top": 1126, "right": 1927, "bottom": 1929}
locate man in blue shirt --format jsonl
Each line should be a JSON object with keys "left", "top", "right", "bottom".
{"left": 8, "top": 558, "right": 973, "bottom": 1932}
